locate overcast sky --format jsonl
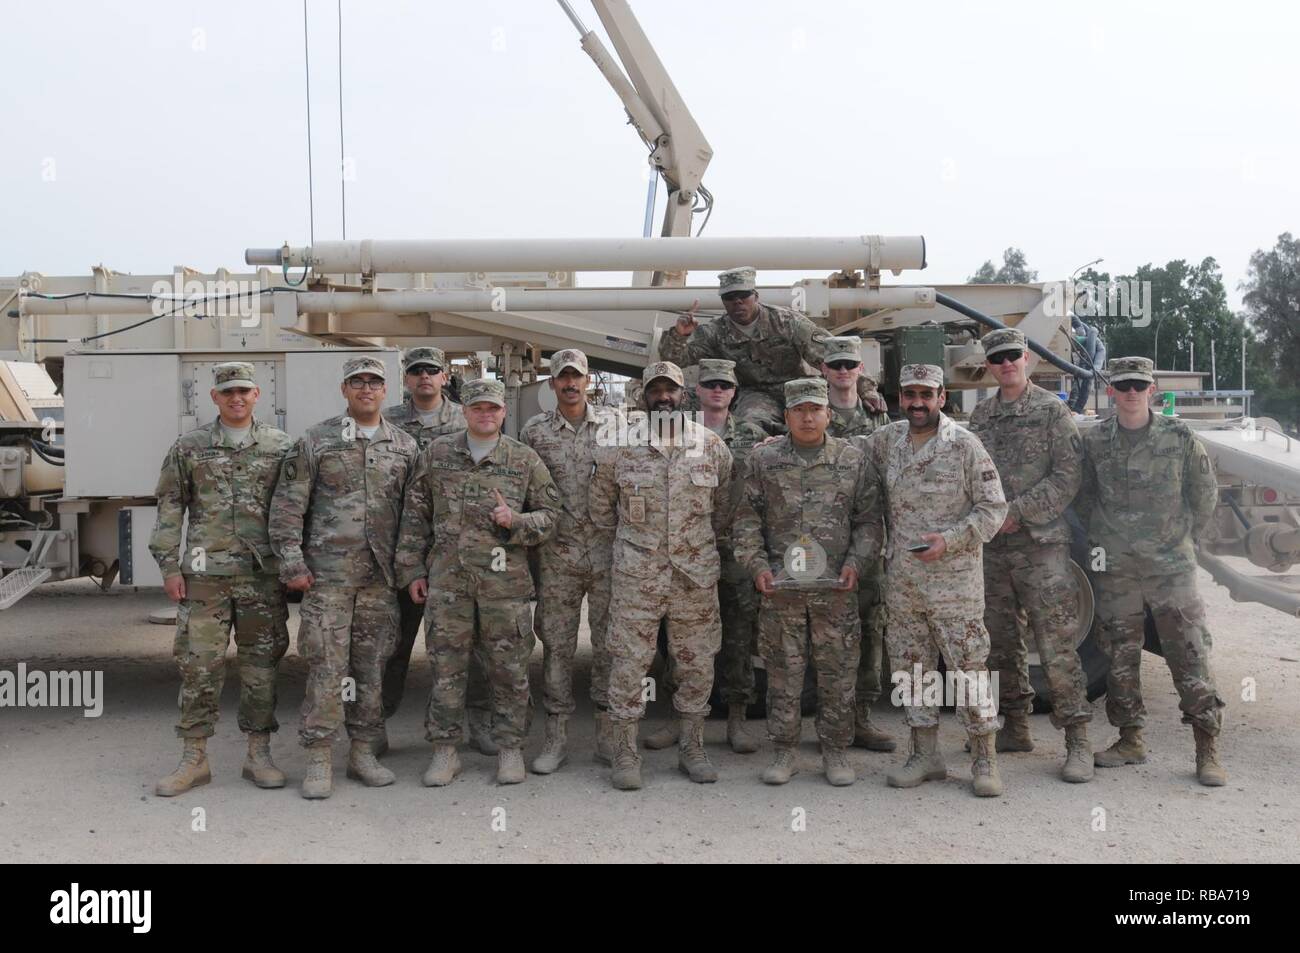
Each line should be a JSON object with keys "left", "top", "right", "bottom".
{"left": 3, "top": 0, "right": 1296, "bottom": 309}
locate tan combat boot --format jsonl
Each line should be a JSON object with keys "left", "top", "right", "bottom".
{"left": 726, "top": 704, "right": 760, "bottom": 754}
{"left": 610, "top": 719, "right": 643, "bottom": 790}
{"left": 1193, "top": 726, "right": 1227, "bottom": 787}
{"left": 1094, "top": 726, "right": 1147, "bottom": 767}
{"left": 155, "top": 737, "right": 211, "bottom": 797}
{"left": 641, "top": 719, "right": 679, "bottom": 750}
{"left": 852, "top": 710, "right": 897, "bottom": 752}
{"left": 422, "top": 744, "right": 462, "bottom": 787}
{"left": 241, "top": 731, "right": 286, "bottom": 789}
{"left": 301, "top": 742, "right": 333, "bottom": 799}
{"left": 467, "top": 708, "right": 498, "bottom": 755}
{"left": 1061, "top": 723, "right": 1094, "bottom": 783}
{"left": 347, "top": 739, "right": 396, "bottom": 787}
{"left": 969, "top": 732, "right": 1004, "bottom": 797}
{"left": 822, "top": 746, "right": 856, "bottom": 787}
{"left": 371, "top": 724, "right": 389, "bottom": 757}
{"left": 497, "top": 747, "right": 526, "bottom": 784}
{"left": 592, "top": 709, "right": 614, "bottom": 766}
{"left": 762, "top": 746, "right": 799, "bottom": 785}
{"left": 886, "top": 727, "right": 947, "bottom": 788}
{"left": 530, "top": 714, "right": 568, "bottom": 775}
{"left": 677, "top": 714, "right": 718, "bottom": 783}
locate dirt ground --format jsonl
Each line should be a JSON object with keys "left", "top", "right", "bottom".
{"left": 2, "top": 561, "right": 1297, "bottom": 864}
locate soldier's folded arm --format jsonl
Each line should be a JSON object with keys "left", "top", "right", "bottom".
{"left": 394, "top": 458, "right": 435, "bottom": 589}
{"left": 268, "top": 437, "right": 316, "bottom": 582}
{"left": 1185, "top": 433, "right": 1219, "bottom": 540}
{"left": 506, "top": 455, "right": 560, "bottom": 547}
{"left": 940, "top": 440, "right": 1008, "bottom": 554}
{"left": 1009, "top": 406, "right": 1083, "bottom": 526}
{"left": 148, "top": 443, "right": 190, "bottom": 579}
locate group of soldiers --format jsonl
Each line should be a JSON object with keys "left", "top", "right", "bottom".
{"left": 148, "top": 265, "right": 1227, "bottom": 800}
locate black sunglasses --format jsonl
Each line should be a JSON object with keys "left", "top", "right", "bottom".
{"left": 408, "top": 365, "right": 442, "bottom": 377}
{"left": 826, "top": 360, "right": 860, "bottom": 371}
{"left": 699, "top": 380, "right": 735, "bottom": 390}
{"left": 1113, "top": 379, "right": 1151, "bottom": 393}
{"left": 988, "top": 349, "right": 1024, "bottom": 365}
{"left": 721, "top": 291, "right": 754, "bottom": 302}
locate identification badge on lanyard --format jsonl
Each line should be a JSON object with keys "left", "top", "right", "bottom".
{"left": 628, "top": 495, "right": 646, "bottom": 523}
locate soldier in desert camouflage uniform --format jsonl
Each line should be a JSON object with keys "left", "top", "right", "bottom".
{"left": 149, "top": 361, "right": 294, "bottom": 796}
{"left": 735, "top": 378, "right": 879, "bottom": 786}
{"left": 269, "top": 355, "right": 419, "bottom": 799}
{"left": 656, "top": 267, "right": 834, "bottom": 435}
{"left": 397, "top": 378, "right": 559, "bottom": 787}
{"left": 1078, "top": 356, "right": 1226, "bottom": 786}
{"left": 968, "top": 327, "right": 1093, "bottom": 783}
{"left": 860, "top": 364, "right": 1008, "bottom": 797}
{"left": 590, "top": 361, "right": 733, "bottom": 790}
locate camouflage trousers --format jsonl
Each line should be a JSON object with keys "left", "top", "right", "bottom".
{"left": 984, "top": 543, "right": 1091, "bottom": 728}
{"left": 758, "top": 587, "right": 861, "bottom": 748}
{"left": 173, "top": 574, "right": 289, "bottom": 739}
{"left": 734, "top": 388, "right": 786, "bottom": 436}
{"left": 658, "top": 555, "right": 756, "bottom": 706}
{"left": 1093, "top": 569, "right": 1224, "bottom": 735}
{"left": 424, "top": 584, "right": 536, "bottom": 748}
{"left": 606, "top": 568, "right": 721, "bottom": 721}
{"left": 383, "top": 586, "right": 489, "bottom": 720}
{"left": 854, "top": 558, "right": 886, "bottom": 721}
{"left": 535, "top": 557, "right": 612, "bottom": 714}
{"left": 298, "top": 583, "right": 399, "bottom": 746}
{"left": 886, "top": 609, "right": 999, "bottom": 737}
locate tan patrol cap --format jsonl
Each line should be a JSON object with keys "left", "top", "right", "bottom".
{"left": 899, "top": 363, "right": 944, "bottom": 389}
{"left": 550, "top": 349, "right": 589, "bottom": 376}
{"left": 642, "top": 361, "right": 685, "bottom": 388}
{"left": 342, "top": 356, "right": 386, "bottom": 382}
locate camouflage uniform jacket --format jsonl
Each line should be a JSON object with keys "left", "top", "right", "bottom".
{"left": 394, "top": 431, "right": 559, "bottom": 598}
{"left": 149, "top": 418, "right": 294, "bottom": 578}
{"left": 733, "top": 435, "right": 879, "bottom": 582}
{"left": 656, "top": 303, "right": 833, "bottom": 397}
{"left": 588, "top": 415, "right": 733, "bottom": 588}
{"left": 828, "top": 398, "right": 890, "bottom": 439}
{"left": 715, "top": 413, "right": 767, "bottom": 556}
{"left": 382, "top": 396, "right": 465, "bottom": 451}
{"left": 1077, "top": 411, "right": 1217, "bottom": 576}
{"left": 968, "top": 383, "right": 1082, "bottom": 547}
{"left": 269, "top": 415, "right": 419, "bottom": 587}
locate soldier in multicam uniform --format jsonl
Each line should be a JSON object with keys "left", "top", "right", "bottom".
{"left": 519, "top": 349, "right": 620, "bottom": 774}
{"left": 589, "top": 361, "right": 733, "bottom": 790}
{"left": 396, "top": 378, "right": 560, "bottom": 786}
{"left": 269, "top": 356, "right": 419, "bottom": 799}
{"left": 656, "top": 267, "right": 834, "bottom": 435}
{"left": 860, "top": 364, "right": 1008, "bottom": 797}
{"left": 1077, "top": 356, "right": 1226, "bottom": 786}
{"left": 968, "top": 328, "right": 1094, "bottom": 783}
{"left": 149, "top": 362, "right": 295, "bottom": 796}
{"left": 820, "top": 336, "right": 895, "bottom": 754}
{"left": 642, "top": 358, "right": 766, "bottom": 755}
{"left": 734, "top": 378, "right": 879, "bottom": 786}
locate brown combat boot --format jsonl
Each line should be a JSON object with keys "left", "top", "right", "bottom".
{"left": 422, "top": 744, "right": 462, "bottom": 787}
{"left": 592, "top": 709, "right": 614, "bottom": 766}
{"left": 155, "top": 737, "right": 211, "bottom": 797}
{"left": 610, "top": 719, "right": 643, "bottom": 790}
{"left": 822, "top": 746, "right": 856, "bottom": 787}
{"left": 347, "top": 739, "right": 396, "bottom": 787}
{"left": 970, "top": 732, "right": 1004, "bottom": 797}
{"left": 641, "top": 719, "right": 679, "bottom": 750}
{"left": 887, "top": 727, "right": 946, "bottom": 788}
{"left": 677, "top": 714, "right": 718, "bottom": 783}
{"left": 241, "top": 731, "right": 286, "bottom": 789}
{"left": 997, "top": 711, "right": 1034, "bottom": 751}
{"left": 726, "top": 704, "right": 760, "bottom": 754}
{"left": 301, "top": 742, "right": 333, "bottom": 799}
{"left": 1094, "top": 726, "right": 1147, "bottom": 767}
{"left": 530, "top": 714, "right": 568, "bottom": 775}
{"left": 852, "top": 710, "right": 897, "bottom": 752}
{"left": 371, "top": 724, "right": 389, "bottom": 757}
{"left": 1061, "top": 723, "right": 1094, "bottom": 783}
{"left": 762, "top": 746, "right": 799, "bottom": 785}
{"left": 497, "top": 748, "right": 526, "bottom": 785}
{"left": 1193, "top": 726, "right": 1227, "bottom": 787}
{"left": 467, "top": 709, "right": 498, "bottom": 755}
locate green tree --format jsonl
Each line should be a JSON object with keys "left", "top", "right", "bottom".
{"left": 969, "top": 247, "right": 1038, "bottom": 284}
{"left": 1240, "top": 233, "right": 1300, "bottom": 428}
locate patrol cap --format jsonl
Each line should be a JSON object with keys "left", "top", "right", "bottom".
{"left": 1107, "top": 355, "right": 1155, "bottom": 385}
{"left": 980, "top": 327, "right": 1027, "bottom": 359}
{"left": 550, "top": 348, "right": 589, "bottom": 376}
{"left": 718, "top": 267, "right": 757, "bottom": 295}
{"left": 899, "top": 363, "right": 945, "bottom": 389}
{"left": 642, "top": 360, "right": 685, "bottom": 388}
{"left": 403, "top": 346, "right": 446, "bottom": 372}
{"left": 342, "top": 356, "right": 386, "bottom": 382}
{"left": 213, "top": 361, "right": 256, "bottom": 391}
{"left": 784, "top": 377, "right": 829, "bottom": 408}
{"left": 697, "top": 358, "right": 738, "bottom": 386}
{"left": 461, "top": 378, "right": 506, "bottom": 407}
{"left": 824, "top": 337, "right": 863, "bottom": 364}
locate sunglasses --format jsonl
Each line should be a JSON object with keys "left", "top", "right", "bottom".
{"left": 408, "top": 366, "right": 442, "bottom": 377}
{"left": 988, "top": 349, "right": 1024, "bottom": 365}
{"left": 699, "top": 380, "right": 735, "bottom": 390}
{"left": 826, "top": 360, "right": 860, "bottom": 371}
{"left": 721, "top": 291, "right": 754, "bottom": 302}
{"left": 1113, "top": 380, "right": 1151, "bottom": 393}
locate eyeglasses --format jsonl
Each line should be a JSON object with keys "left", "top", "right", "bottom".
{"left": 988, "top": 349, "right": 1024, "bottom": 365}
{"left": 1113, "top": 379, "right": 1151, "bottom": 393}
{"left": 826, "top": 360, "right": 860, "bottom": 371}
{"left": 407, "top": 366, "right": 441, "bottom": 377}
{"left": 721, "top": 291, "right": 754, "bottom": 303}
{"left": 346, "top": 377, "right": 386, "bottom": 391}
{"left": 699, "top": 380, "right": 735, "bottom": 390}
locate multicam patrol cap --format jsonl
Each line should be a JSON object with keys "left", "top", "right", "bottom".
{"left": 342, "top": 355, "right": 386, "bottom": 382}
{"left": 643, "top": 360, "right": 685, "bottom": 388}
{"left": 824, "top": 336, "right": 863, "bottom": 364}
{"left": 697, "top": 358, "right": 738, "bottom": 385}
{"left": 899, "top": 363, "right": 944, "bottom": 389}
{"left": 402, "top": 346, "right": 446, "bottom": 372}
{"left": 1107, "top": 355, "right": 1155, "bottom": 384}
{"left": 718, "top": 267, "right": 757, "bottom": 295}
{"left": 785, "top": 377, "right": 829, "bottom": 407}
{"left": 461, "top": 378, "right": 506, "bottom": 407}
{"left": 213, "top": 361, "right": 256, "bottom": 391}
{"left": 981, "top": 327, "right": 1027, "bottom": 359}
{"left": 550, "top": 348, "right": 589, "bottom": 376}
